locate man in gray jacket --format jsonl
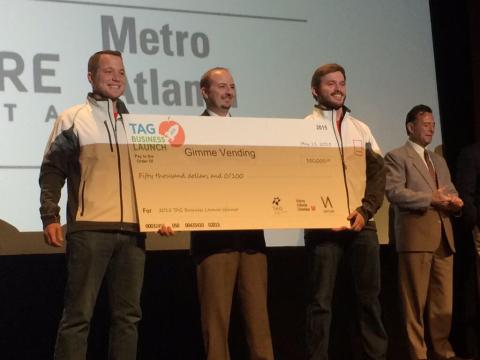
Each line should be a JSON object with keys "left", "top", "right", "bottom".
{"left": 385, "top": 104, "right": 463, "bottom": 360}
{"left": 39, "top": 50, "right": 145, "bottom": 360}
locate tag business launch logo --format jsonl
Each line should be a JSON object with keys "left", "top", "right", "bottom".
{"left": 159, "top": 120, "right": 185, "bottom": 147}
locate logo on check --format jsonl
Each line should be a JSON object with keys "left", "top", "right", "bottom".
{"left": 159, "top": 120, "right": 185, "bottom": 147}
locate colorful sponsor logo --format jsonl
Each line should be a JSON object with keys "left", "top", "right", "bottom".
{"left": 128, "top": 120, "right": 186, "bottom": 147}
{"left": 159, "top": 120, "right": 185, "bottom": 147}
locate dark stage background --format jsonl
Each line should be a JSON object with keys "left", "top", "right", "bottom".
{"left": 1, "top": 0, "right": 480, "bottom": 359}
{"left": 0, "top": 248, "right": 404, "bottom": 360}
{"left": 431, "top": 0, "right": 480, "bottom": 358}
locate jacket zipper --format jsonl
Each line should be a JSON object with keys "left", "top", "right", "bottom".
{"left": 103, "top": 121, "right": 114, "bottom": 152}
{"left": 80, "top": 180, "right": 86, "bottom": 216}
{"left": 107, "top": 101, "right": 124, "bottom": 228}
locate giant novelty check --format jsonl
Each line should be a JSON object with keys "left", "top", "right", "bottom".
{"left": 124, "top": 115, "right": 364, "bottom": 232}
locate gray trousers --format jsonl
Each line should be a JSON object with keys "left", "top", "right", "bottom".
{"left": 54, "top": 230, "right": 146, "bottom": 360}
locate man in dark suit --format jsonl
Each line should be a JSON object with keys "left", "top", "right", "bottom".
{"left": 190, "top": 67, "right": 274, "bottom": 360}
{"left": 385, "top": 104, "right": 463, "bottom": 360}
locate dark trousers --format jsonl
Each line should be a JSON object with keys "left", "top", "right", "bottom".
{"left": 54, "top": 230, "right": 146, "bottom": 360}
{"left": 305, "top": 229, "right": 387, "bottom": 360}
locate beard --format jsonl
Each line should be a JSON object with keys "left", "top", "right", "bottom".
{"left": 317, "top": 92, "right": 345, "bottom": 110}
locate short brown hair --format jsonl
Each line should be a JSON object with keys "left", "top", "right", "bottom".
{"left": 311, "top": 63, "right": 346, "bottom": 100}
{"left": 200, "top": 67, "right": 230, "bottom": 90}
{"left": 405, "top": 104, "right": 432, "bottom": 135}
{"left": 88, "top": 50, "right": 122, "bottom": 75}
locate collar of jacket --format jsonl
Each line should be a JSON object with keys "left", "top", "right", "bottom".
{"left": 313, "top": 104, "right": 350, "bottom": 120}
{"left": 87, "top": 92, "right": 129, "bottom": 114}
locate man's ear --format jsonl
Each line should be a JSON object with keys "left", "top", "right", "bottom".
{"left": 200, "top": 87, "right": 208, "bottom": 100}
{"left": 406, "top": 122, "right": 414, "bottom": 135}
{"left": 87, "top": 72, "right": 93, "bottom": 86}
{"left": 311, "top": 87, "right": 318, "bottom": 99}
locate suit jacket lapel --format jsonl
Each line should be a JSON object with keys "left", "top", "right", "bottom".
{"left": 405, "top": 142, "right": 437, "bottom": 190}
{"left": 428, "top": 150, "right": 445, "bottom": 187}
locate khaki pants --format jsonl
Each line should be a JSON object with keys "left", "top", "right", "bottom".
{"left": 197, "top": 251, "right": 274, "bottom": 360}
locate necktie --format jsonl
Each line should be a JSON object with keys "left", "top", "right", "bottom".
{"left": 424, "top": 150, "right": 437, "bottom": 187}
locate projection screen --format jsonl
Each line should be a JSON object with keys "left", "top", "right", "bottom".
{"left": 0, "top": 0, "right": 440, "bottom": 253}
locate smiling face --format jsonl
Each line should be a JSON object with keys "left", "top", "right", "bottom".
{"left": 408, "top": 111, "right": 435, "bottom": 147}
{"left": 88, "top": 53, "right": 125, "bottom": 102}
{"left": 201, "top": 69, "right": 236, "bottom": 116}
{"left": 312, "top": 70, "right": 346, "bottom": 110}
